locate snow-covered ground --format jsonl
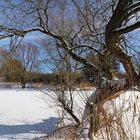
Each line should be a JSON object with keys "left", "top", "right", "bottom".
{"left": 0, "top": 88, "right": 59, "bottom": 140}
{"left": 0, "top": 88, "right": 139, "bottom": 140}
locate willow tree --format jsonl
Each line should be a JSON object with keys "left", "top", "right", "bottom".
{"left": 0, "top": 0, "right": 140, "bottom": 138}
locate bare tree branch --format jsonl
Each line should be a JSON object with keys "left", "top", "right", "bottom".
{"left": 115, "top": 21, "right": 140, "bottom": 35}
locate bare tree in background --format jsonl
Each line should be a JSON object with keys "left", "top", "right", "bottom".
{"left": 11, "top": 43, "right": 40, "bottom": 88}
{"left": 0, "top": 0, "right": 140, "bottom": 138}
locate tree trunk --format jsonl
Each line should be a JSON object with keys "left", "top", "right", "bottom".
{"left": 79, "top": 1, "right": 140, "bottom": 138}
{"left": 21, "top": 83, "right": 26, "bottom": 88}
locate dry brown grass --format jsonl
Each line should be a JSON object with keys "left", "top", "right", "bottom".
{"left": 40, "top": 90, "right": 140, "bottom": 140}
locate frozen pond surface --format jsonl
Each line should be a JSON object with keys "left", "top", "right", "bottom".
{"left": 0, "top": 88, "right": 59, "bottom": 140}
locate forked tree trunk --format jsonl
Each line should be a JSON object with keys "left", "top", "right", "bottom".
{"left": 79, "top": 0, "right": 140, "bottom": 138}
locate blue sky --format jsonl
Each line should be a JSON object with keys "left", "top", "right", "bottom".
{"left": 0, "top": 29, "right": 140, "bottom": 73}
{"left": 0, "top": 0, "right": 140, "bottom": 74}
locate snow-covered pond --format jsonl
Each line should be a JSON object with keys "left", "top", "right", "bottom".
{"left": 0, "top": 88, "right": 59, "bottom": 140}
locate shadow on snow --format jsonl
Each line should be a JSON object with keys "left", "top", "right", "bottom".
{"left": 0, "top": 117, "right": 59, "bottom": 135}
